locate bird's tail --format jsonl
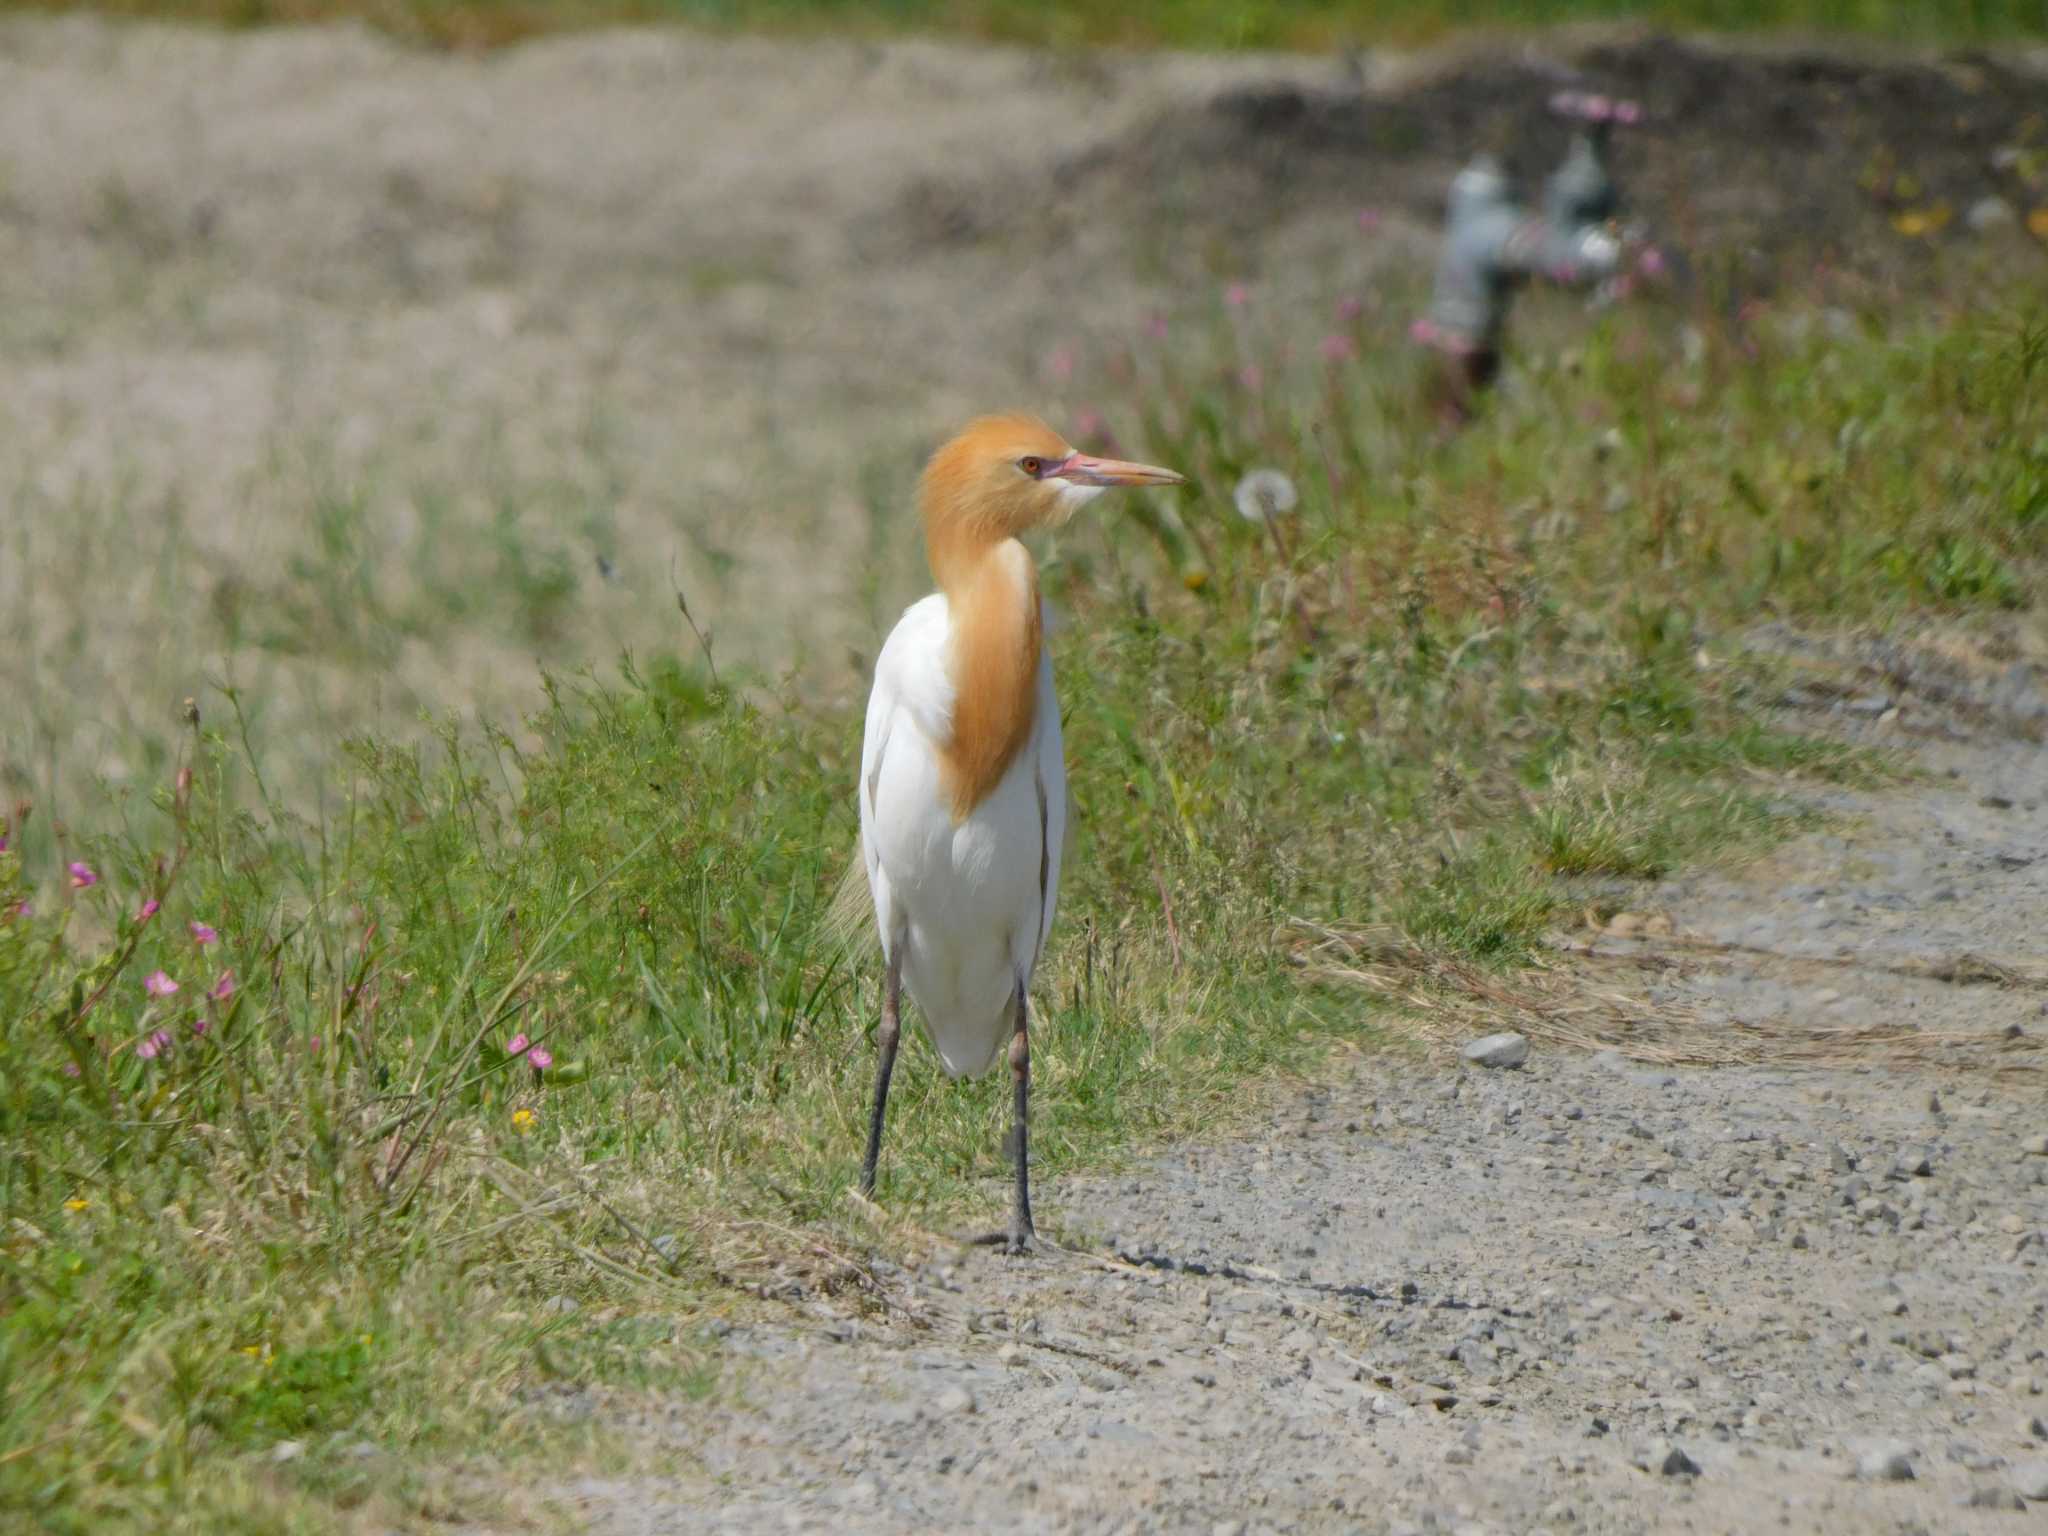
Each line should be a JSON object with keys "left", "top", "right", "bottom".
{"left": 819, "top": 845, "right": 873, "bottom": 960}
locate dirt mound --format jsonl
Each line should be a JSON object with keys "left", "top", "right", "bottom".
{"left": 1049, "top": 33, "right": 2048, "bottom": 289}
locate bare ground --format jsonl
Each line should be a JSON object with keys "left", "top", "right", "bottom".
{"left": 499, "top": 639, "right": 2048, "bottom": 1535}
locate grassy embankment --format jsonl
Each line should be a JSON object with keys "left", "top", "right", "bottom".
{"left": 2, "top": 0, "right": 2044, "bottom": 50}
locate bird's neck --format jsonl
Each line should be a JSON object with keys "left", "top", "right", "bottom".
{"left": 932, "top": 534, "right": 1042, "bottom": 821}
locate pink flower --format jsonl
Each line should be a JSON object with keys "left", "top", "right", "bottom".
{"left": 1047, "top": 345, "right": 1077, "bottom": 381}
{"left": 1637, "top": 245, "right": 1667, "bottom": 279}
{"left": 62, "top": 1061, "right": 80, "bottom": 1078}
{"left": 1319, "top": 333, "right": 1357, "bottom": 362}
{"left": 68, "top": 863, "right": 97, "bottom": 889}
{"left": 144, "top": 970, "right": 179, "bottom": 998}
{"left": 1143, "top": 313, "right": 1169, "bottom": 341}
{"left": 527, "top": 1047, "right": 553, "bottom": 1072}
{"left": 1357, "top": 207, "right": 1382, "bottom": 233}
{"left": 1224, "top": 282, "right": 1250, "bottom": 307}
{"left": 309, "top": 1035, "right": 322, "bottom": 1055}
{"left": 189, "top": 921, "right": 218, "bottom": 945}
{"left": 1336, "top": 296, "right": 1364, "bottom": 321}
{"left": 0, "top": 835, "right": 8, "bottom": 852}
{"left": 138, "top": 898, "right": 160, "bottom": 922}
{"left": 209, "top": 971, "right": 236, "bottom": 1002}
{"left": 191, "top": 1015, "right": 209, "bottom": 1036}
{"left": 506, "top": 1033, "right": 530, "bottom": 1057}
{"left": 137, "top": 1030, "right": 172, "bottom": 1060}
{"left": 1236, "top": 364, "right": 1263, "bottom": 393}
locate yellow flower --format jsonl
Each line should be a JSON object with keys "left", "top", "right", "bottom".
{"left": 2028, "top": 207, "right": 2048, "bottom": 241}
{"left": 63, "top": 1197, "right": 89, "bottom": 1212}
{"left": 511, "top": 1107, "right": 537, "bottom": 1133}
{"left": 1890, "top": 204, "right": 1952, "bottom": 238}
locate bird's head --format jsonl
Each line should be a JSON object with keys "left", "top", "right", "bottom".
{"left": 918, "top": 414, "right": 1184, "bottom": 575}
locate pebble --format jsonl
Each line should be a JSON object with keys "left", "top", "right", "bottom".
{"left": 2014, "top": 1462, "right": 2048, "bottom": 1501}
{"left": 2022, "top": 1133, "right": 2048, "bottom": 1157}
{"left": 269, "top": 1439, "right": 305, "bottom": 1464}
{"left": 1854, "top": 1441, "right": 1917, "bottom": 1481}
{"left": 1632, "top": 1438, "right": 1701, "bottom": 1477}
{"left": 1966, "top": 196, "right": 2017, "bottom": 232}
{"left": 540, "top": 1294, "right": 580, "bottom": 1317}
{"left": 1962, "top": 1486, "right": 2027, "bottom": 1510}
{"left": 1462, "top": 1033, "right": 1530, "bottom": 1070}
{"left": 1890, "top": 1147, "right": 1933, "bottom": 1179}
{"left": 935, "top": 1386, "right": 977, "bottom": 1415}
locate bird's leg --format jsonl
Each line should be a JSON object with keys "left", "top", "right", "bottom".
{"left": 1006, "top": 977, "right": 1035, "bottom": 1255}
{"left": 860, "top": 943, "right": 903, "bottom": 1199}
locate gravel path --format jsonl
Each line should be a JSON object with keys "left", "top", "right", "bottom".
{"left": 530, "top": 634, "right": 2046, "bottom": 1534}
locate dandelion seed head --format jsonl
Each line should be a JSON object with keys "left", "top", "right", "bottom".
{"left": 1233, "top": 469, "right": 1300, "bottom": 524}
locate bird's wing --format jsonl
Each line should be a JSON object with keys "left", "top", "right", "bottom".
{"left": 1030, "top": 641, "right": 1066, "bottom": 978}
{"left": 859, "top": 595, "right": 955, "bottom": 952}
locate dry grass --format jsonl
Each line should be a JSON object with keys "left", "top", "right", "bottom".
{"left": 1291, "top": 919, "right": 2048, "bottom": 1075}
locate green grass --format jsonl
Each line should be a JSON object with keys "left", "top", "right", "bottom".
{"left": 4, "top": 257, "right": 2044, "bottom": 1530}
{"left": 4, "top": 0, "right": 2042, "bottom": 50}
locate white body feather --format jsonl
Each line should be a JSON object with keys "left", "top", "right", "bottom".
{"left": 858, "top": 592, "right": 1066, "bottom": 1078}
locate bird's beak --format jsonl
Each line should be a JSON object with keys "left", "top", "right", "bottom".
{"left": 1053, "top": 453, "right": 1186, "bottom": 489}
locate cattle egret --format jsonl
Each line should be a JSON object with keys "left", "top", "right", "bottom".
{"left": 855, "top": 414, "right": 1185, "bottom": 1253}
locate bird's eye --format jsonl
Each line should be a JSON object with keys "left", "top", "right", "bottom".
{"left": 1018, "top": 456, "right": 1043, "bottom": 477}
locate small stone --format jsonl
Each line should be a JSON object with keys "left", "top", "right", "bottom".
{"left": 1371, "top": 1392, "right": 1404, "bottom": 1416}
{"left": 935, "top": 1385, "right": 977, "bottom": 1415}
{"left": 1942, "top": 1354, "right": 1978, "bottom": 1380}
{"left": 2026, "top": 1415, "right": 2047, "bottom": 1440}
{"left": 2014, "top": 1461, "right": 2048, "bottom": 1501}
{"left": 540, "top": 1294, "right": 579, "bottom": 1317}
{"left": 1211, "top": 1522, "right": 1247, "bottom": 1536}
{"left": 1966, "top": 196, "right": 2017, "bottom": 232}
{"left": 1632, "top": 1438, "right": 1701, "bottom": 1477}
{"left": 270, "top": 1440, "right": 306, "bottom": 1464}
{"left": 1963, "top": 1486, "right": 2027, "bottom": 1510}
{"left": 1855, "top": 1441, "right": 1917, "bottom": 1481}
{"left": 1462, "top": 1032, "right": 1530, "bottom": 1070}
{"left": 1891, "top": 1147, "right": 1934, "bottom": 1179}
{"left": 2021, "top": 1133, "right": 2048, "bottom": 1157}
{"left": 997, "top": 1343, "right": 1023, "bottom": 1366}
